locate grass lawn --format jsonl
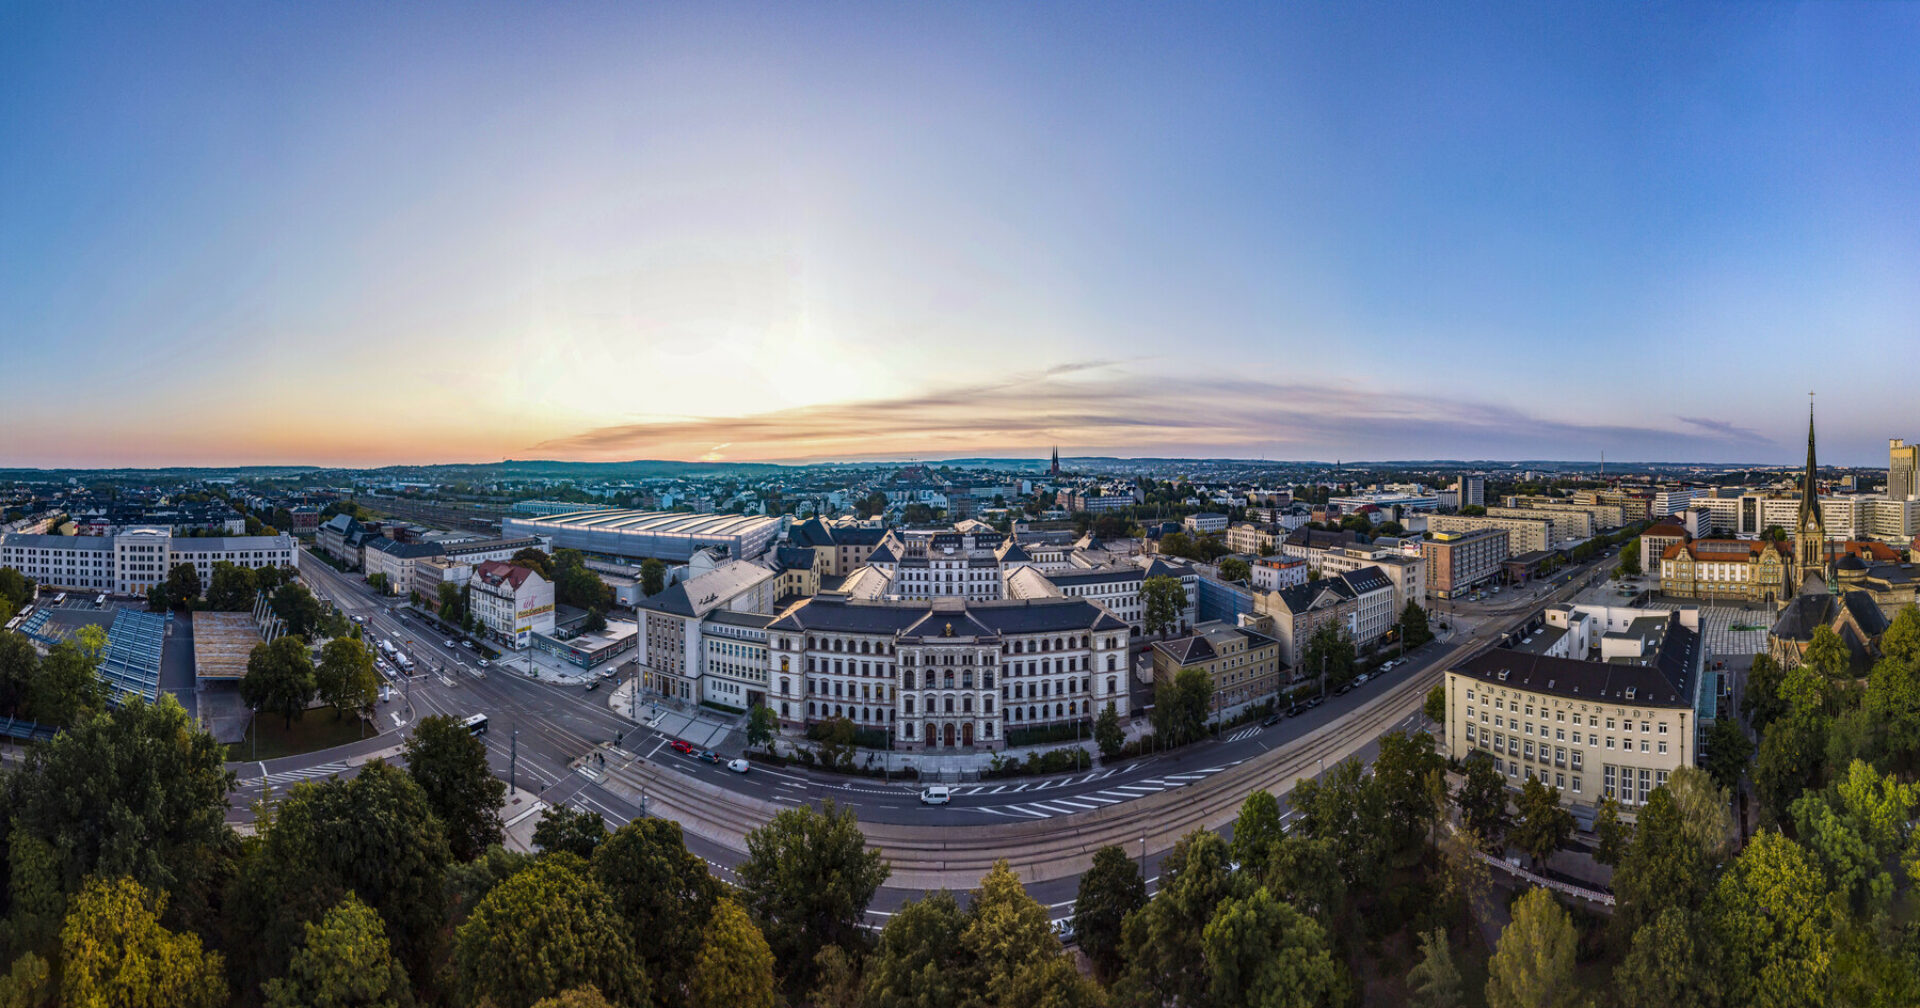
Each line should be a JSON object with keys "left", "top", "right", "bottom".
{"left": 229, "top": 711, "right": 370, "bottom": 762}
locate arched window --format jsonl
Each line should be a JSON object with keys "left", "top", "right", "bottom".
{"left": 1107, "top": 655, "right": 1117, "bottom": 671}
{"left": 1055, "top": 703, "right": 1064, "bottom": 718}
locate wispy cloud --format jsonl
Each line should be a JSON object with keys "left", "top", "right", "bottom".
{"left": 535, "top": 364, "right": 1782, "bottom": 463}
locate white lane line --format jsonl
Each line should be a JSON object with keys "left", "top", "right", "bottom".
{"left": 1075, "top": 794, "right": 1120, "bottom": 805}
{"left": 989, "top": 785, "right": 1007, "bottom": 794}
{"left": 1002, "top": 804, "right": 1054, "bottom": 818}
{"left": 1041, "top": 798, "right": 1101, "bottom": 811}
{"left": 1111, "top": 784, "right": 1164, "bottom": 793}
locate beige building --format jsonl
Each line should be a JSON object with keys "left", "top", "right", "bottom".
{"left": 1503, "top": 495, "right": 1629, "bottom": 530}
{"left": 1224, "top": 522, "right": 1282, "bottom": 556}
{"left": 1318, "top": 546, "right": 1426, "bottom": 612}
{"left": 1422, "top": 528, "right": 1509, "bottom": 599}
{"left": 1151, "top": 620, "right": 1285, "bottom": 719}
{"left": 1251, "top": 567, "right": 1396, "bottom": 668}
{"left": 1658, "top": 539, "right": 1791, "bottom": 602}
{"left": 1443, "top": 607, "right": 1707, "bottom": 807}
{"left": 1428, "top": 513, "right": 1554, "bottom": 554}
{"left": 1488, "top": 505, "right": 1593, "bottom": 541}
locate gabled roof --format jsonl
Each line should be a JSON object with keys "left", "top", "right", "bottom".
{"left": 473, "top": 560, "right": 540, "bottom": 590}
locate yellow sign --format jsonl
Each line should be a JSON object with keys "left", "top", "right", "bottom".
{"left": 517, "top": 603, "right": 554, "bottom": 619}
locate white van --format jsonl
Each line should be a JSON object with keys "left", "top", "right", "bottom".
{"left": 920, "top": 786, "right": 952, "bottom": 806}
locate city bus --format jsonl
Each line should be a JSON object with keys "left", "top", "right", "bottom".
{"left": 461, "top": 714, "right": 489, "bottom": 736}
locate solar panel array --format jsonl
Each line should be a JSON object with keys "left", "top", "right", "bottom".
{"left": 99, "top": 609, "right": 166, "bottom": 705}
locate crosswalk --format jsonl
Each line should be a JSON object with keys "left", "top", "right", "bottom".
{"left": 1223, "top": 724, "right": 1264, "bottom": 744}
{"left": 957, "top": 762, "right": 1242, "bottom": 819}
{"left": 943, "top": 767, "right": 1120, "bottom": 797}
{"left": 236, "top": 761, "right": 352, "bottom": 789}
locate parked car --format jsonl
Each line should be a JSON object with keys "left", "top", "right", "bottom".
{"left": 477, "top": 659, "right": 490, "bottom": 668}
{"left": 727, "top": 758, "right": 750, "bottom": 773}
{"left": 695, "top": 749, "right": 722, "bottom": 765}
{"left": 444, "top": 640, "right": 457, "bottom": 648}
{"left": 1335, "top": 682, "right": 1354, "bottom": 695}
{"left": 1261, "top": 713, "right": 1281, "bottom": 727}
{"left": 920, "top": 786, "right": 952, "bottom": 805}
{"left": 1307, "top": 696, "right": 1324, "bottom": 708}
{"left": 1287, "top": 704, "right": 1306, "bottom": 717}
{"left": 1352, "top": 673, "right": 1371, "bottom": 687}
{"left": 669, "top": 740, "right": 695, "bottom": 754}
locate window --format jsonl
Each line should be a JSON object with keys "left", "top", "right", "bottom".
{"left": 1571, "top": 776, "right": 1581, "bottom": 793}
{"left": 1657, "top": 741, "right": 1667, "bottom": 755}
{"left": 1658, "top": 722, "right": 1668, "bottom": 734}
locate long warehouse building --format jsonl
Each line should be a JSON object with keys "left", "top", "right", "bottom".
{"left": 501, "top": 509, "right": 781, "bottom": 563}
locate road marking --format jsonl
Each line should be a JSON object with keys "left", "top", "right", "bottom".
{"left": 1075, "top": 794, "right": 1120, "bottom": 805}
{"left": 1041, "top": 798, "right": 1101, "bottom": 811}
{"left": 1111, "top": 784, "right": 1164, "bottom": 793}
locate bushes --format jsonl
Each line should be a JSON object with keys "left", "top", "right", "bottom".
{"left": 1005, "top": 720, "right": 1092, "bottom": 748}
{"left": 983, "top": 746, "right": 1093, "bottom": 779}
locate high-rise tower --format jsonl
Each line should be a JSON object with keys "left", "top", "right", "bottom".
{"left": 1794, "top": 395, "right": 1830, "bottom": 594}
{"left": 1891, "top": 438, "right": 1918, "bottom": 502}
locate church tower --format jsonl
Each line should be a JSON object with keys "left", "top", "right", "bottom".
{"left": 1050, "top": 446, "right": 1060, "bottom": 477}
{"left": 1794, "top": 395, "right": 1831, "bottom": 594}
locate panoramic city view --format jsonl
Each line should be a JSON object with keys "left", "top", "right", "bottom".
{"left": 5, "top": 5, "right": 1920, "bottom": 1008}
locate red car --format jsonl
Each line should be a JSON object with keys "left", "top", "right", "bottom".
{"left": 669, "top": 740, "right": 695, "bottom": 754}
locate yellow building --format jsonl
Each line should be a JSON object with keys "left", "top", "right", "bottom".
{"left": 1658, "top": 539, "right": 1790, "bottom": 602}
{"left": 1151, "top": 620, "right": 1285, "bottom": 718}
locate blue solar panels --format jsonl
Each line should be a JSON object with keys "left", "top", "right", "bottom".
{"left": 99, "top": 609, "right": 166, "bottom": 706}
{"left": 16, "top": 608, "right": 60, "bottom": 645}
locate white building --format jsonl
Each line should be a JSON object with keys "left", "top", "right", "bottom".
{"left": 1184, "top": 512, "right": 1229, "bottom": 533}
{"left": 469, "top": 561, "right": 556, "bottom": 649}
{"left": 1251, "top": 557, "right": 1310, "bottom": 592}
{"left": 361, "top": 538, "right": 445, "bottom": 598}
{"left": 1003, "top": 557, "right": 1198, "bottom": 639}
{"left": 636, "top": 558, "right": 781, "bottom": 702}
{"left": 847, "top": 529, "right": 1013, "bottom": 601}
{"left": 0, "top": 527, "right": 296, "bottom": 597}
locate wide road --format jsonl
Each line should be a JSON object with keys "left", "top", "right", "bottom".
{"left": 270, "top": 543, "right": 1621, "bottom": 921}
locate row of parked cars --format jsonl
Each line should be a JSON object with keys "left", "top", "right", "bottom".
{"left": 667, "top": 738, "right": 749, "bottom": 773}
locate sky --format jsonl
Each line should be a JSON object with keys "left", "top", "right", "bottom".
{"left": 4, "top": 3, "right": 1918, "bottom": 469}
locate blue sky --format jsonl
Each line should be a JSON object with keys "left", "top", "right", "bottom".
{"left": 3, "top": 3, "right": 1916, "bottom": 467}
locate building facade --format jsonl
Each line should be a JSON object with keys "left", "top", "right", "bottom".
{"left": 1151, "top": 620, "right": 1284, "bottom": 719}
{"left": 469, "top": 561, "right": 556, "bottom": 649}
{"left": 0, "top": 528, "right": 296, "bottom": 596}
{"left": 1428, "top": 513, "right": 1554, "bottom": 554}
{"left": 765, "top": 595, "right": 1132, "bottom": 751}
{"left": 1658, "top": 539, "right": 1791, "bottom": 602}
{"left": 1893, "top": 438, "right": 1919, "bottom": 502}
{"left": 1252, "top": 567, "right": 1395, "bottom": 667}
{"left": 1422, "top": 528, "right": 1509, "bottom": 599}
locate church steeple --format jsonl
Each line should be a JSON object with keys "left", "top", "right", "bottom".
{"left": 1794, "top": 393, "right": 1830, "bottom": 594}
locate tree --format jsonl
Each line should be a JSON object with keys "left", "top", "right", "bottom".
{"left": 0, "top": 565, "right": 32, "bottom": 618}
{"left": 1150, "top": 666, "right": 1213, "bottom": 746}
{"left": 533, "top": 805, "right": 608, "bottom": 860}
{"left": 1456, "top": 755, "right": 1510, "bottom": 845}
{"left": 446, "top": 845, "right": 534, "bottom": 927}
{"left": 687, "top": 898, "right": 775, "bottom": 1008}
{"left": 1612, "top": 786, "right": 1713, "bottom": 941}
{"left": 146, "top": 584, "right": 167, "bottom": 612}
{"left": 437, "top": 581, "right": 463, "bottom": 623}
{"left": 510, "top": 548, "right": 555, "bottom": 580}
{"left": 403, "top": 714, "right": 506, "bottom": 861}
{"left": 1115, "top": 829, "right": 1234, "bottom": 1007}
{"left": 591, "top": 818, "right": 723, "bottom": 1005}
{"left": 262, "top": 893, "right": 413, "bottom": 1008}
{"left": 530, "top": 988, "right": 614, "bottom": 1008}
{"left": 454, "top": 854, "right": 648, "bottom": 1008}
{"left": 59, "top": 876, "right": 226, "bottom": 1008}
{"left": 1093, "top": 701, "right": 1125, "bottom": 759}
{"left": 736, "top": 800, "right": 889, "bottom": 999}
{"left": 315, "top": 636, "right": 379, "bottom": 719}
{"left": 9, "top": 693, "right": 233, "bottom": 928}
{"left": 1881, "top": 604, "right": 1920, "bottom": 667}
{"left": 1745, "top": 653, "right": 1789, "bottom": 731}
{"left": 165, "top": 561, "right": 203, "bottom": 610}
{"left": 1073, "top": 845, "right": 1146, "bottom": 984}
{"left": 1706, "top": 831, "right": 1834, "bottom": 1008}
{"left": 1593, "top": 797, "right": 1628, "bottom": 866}
{"left": 1219, "top": 557, "right": 1251, "bottom": 583}
{"left": 1261, "top": 834, "right": 1348, "bottom": 931}
{"left": 1201, "top": 886, "right": 1348, "bottom": 1008}
{"left": 1702, "top": 718, "right": 1753, "bottom": 793}
{"left": 1509, "top": 779, "right": 1573, "bottom": 865}
{"left": 961, "top": 861, "right": 1072, "bottom": 1005}
{"left": 243, "top": 635, "right": 317, "bottom": 729}
{"left": 1302, "top": 622, "right": 1357, "bottom": 691}
{"left": 1485, "top": 888, "right": 1579, "bottom": 1008}
{"left": 807, "top": 946, "right": 863, "bottom": 1008}
{"left": 860, "top": 888, "right": 967, "bottom": 1008}
{"left": 28, "top": 632, "right": 107, "bottom": 725}
{"left": 640, "top": 559, "right": 667, "bottom": 597}
{"left": 224, "top": 761, "right": 452, "bottom": 993}
{"left": 581, "top": 608, "right": 608, "bottom": 633}
{"left": 1401, "top": 600, "right": 1434, "bottom": 648}
{"left": 1666, "top": 767, "right": 1738, "bottom": 862}
{"left": 813, "top": 715, "right": 858, "bottom": 769}
{"left": 1616, "top": 538, "right": 1641, "bottom": 577}
{"left": 0, "top": 629, "right": 35, "bottom": 718}
{"left": 747, "top": 704, "right": 777, "bottom": 753}
{"left": 1424, "top": 682, "right": 1447, "bottom": 723}
{"left": 272, "top": 583, "right": 323, "bottom": 638}
{"left": 1138, "top": 574, "right": 1188, "bottom": 637}
{"left": 205, "top": 561, "right": 257, "bottom": 611}
{"left": 1406, "top": 927, "right": 1465, "bottom": 1008}
{"left": 1617, "top": 907, "right": 1720, "bottom": 1008}
{"left": 1231, "top": 790, "right": 1287, "bottom": 879}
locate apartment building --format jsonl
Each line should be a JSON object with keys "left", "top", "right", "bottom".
{"left": 1893, "top": 438, "right": 1919, "bottom": 502}
{"left": 1151, "top": 620, "right": 1285, "bottom": 719}
{"left": 469, "top": 561, "right": 555, "bottom": 649}
{"left": 1487, "top": 506, "right": 1592, "bottom": 541}
{"left": 362, "top": 538, "right": 445, "bottom": 598}
{"left": 1444, "top": 607, "right": 1706, "bottom": 807}
{"left": 1184, "top": 512, "right": 1229, "bottom": 533}
{"left": 1422, "top": 528, "right": 1509, "bottom": 599}
{"left": 1251, "top": 557, "right": 1310, "bottom": 592}
{"left": 1428, "top": 513, "right": 1554, "bottom": 554}
{"left": 1318, "top": 546, "right": 1426, "bottom": 612}
{"left": 786, "top": 518, "right": 888, "bottom": 576}
{"left": 1456, "top": 474, "right": 1486, "bottom": 509}
{"left": 637, "top": 558, "right": 780, "bottom": 701}
{"left": 1224, "top": 522, "right": 1283, "bottom": 556}
{"left": 1002, "top": 557, "right": 1198, "bottom": 639}
{"left": 765, "top": 594, "right": 1132, "bottom": 751}
{"left": 1252, "top": 566, "right": 1396, "bottom": 668}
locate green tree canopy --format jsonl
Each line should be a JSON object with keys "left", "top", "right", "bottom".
{"left": 165, "top": 561, "right": 203, "bottom": 610}
{"left": 687, "top": 898, "right": 775, "bottom": 1008}
{"left": 1073, "top": 845, "right": 1146, "bottom": 984}
{"left": 1401, "top": 600, "right": 1434, "bottom": 648}
{"left": 1617, "top": 906, "right": 1719, "bottom": 1008}
{"left": 454, "top": 854, "right": 647, "bottom": 1008}
{"left": 316, "top": 636, "right": 379, "bottom": 719}
{"left": 860, "top": 889, "right": 968, "bottom": 1008}
{"left": 1707, "top": 831, "right": 1835, "bottom": 1008}
{"left": 59, "top": 876, "right": 227, "bottom": 1008}
{"left": 737, "top": 800, "right": 889, "bottom": 999}
{"left": 510, "top": 548, "right": 555, "bottom": 580}
{"left": 591, "top": 817, "right": 723, "bottom": 1006}
{"left": 272, "top": 583, "right": 323, "bottom": 638}
{"left": 1150, "top": 666, "right": 1213, "bottom": 747}
{"left": 205, "top": 561, "right": 257, "bottom": 611}
{"left": 1509, "top": 779, "right": 1573, "bottom": 865}
{"left": 1230, "top": 790, "right": 1287, "bottom": 880}
{"left": 243, "top": 635, "right": 317, "bottom": 729}
{"left": 31, "top": 631, "right": 108, "bottom": 725}
{"left": 1407, "top": 927, "right": 1464, "bottom": 1008}
{"left": 1302, "top": 623, "right": 1357, "bottom": 690}
{"left": 1202, "top": 885, "right": 1348, "bottom": 1008}
{"left": 402, "top": 714, "right": 506, "bottom": 862}
{"left": 1115, "top": 829, "right": 1234, "bottom": 1007}
{"left": 640, "top": 559, "right": 666, "bottom": 597}
{"left": 532, "top": 806, "right": 608, "bottom": 861}
{"left": 1137, "top": 575, "right": 1188, "bottom": 636}
{"left": 9, "top": 693, "right": 233, "bottom": 930}
{"left": 1219, "top": 557, "right": 1251, "bottom": 583}
{"left": 1485, "top": 888, "right": 1579, "bottom": 1008}
{"left": 1612, "top": 785, "right": 1714, "bottom": 943}
{"left": 262, "top": 893, "right": 414, "bottom": 1008}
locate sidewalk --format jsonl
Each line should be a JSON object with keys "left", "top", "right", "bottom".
{"left": 606, "top": 679, "right": 745, "bottom": 751}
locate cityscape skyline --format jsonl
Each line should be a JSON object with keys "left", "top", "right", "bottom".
{"left": 6, "top": 4, "right": 1919, "bottom": 468}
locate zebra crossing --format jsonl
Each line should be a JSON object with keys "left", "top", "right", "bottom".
{"left": 957, "top": 762, "right": 1242, "bottom": 819}
{"left": 943, "top": 767, "right": 1120, "bottom": 798}
{"left": 1223, "top": 724, "right": 1264, "bottom": 744}
{"left": 236, "top": 761, "right": 352, "bottom": 789}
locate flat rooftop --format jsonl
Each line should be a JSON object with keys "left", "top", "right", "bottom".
{"left": 191, "top": 611, "right": 262, "bottom": 680}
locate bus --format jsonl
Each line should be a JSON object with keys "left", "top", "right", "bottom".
{"left": 94, "top": 594, "right": 106, "bottom": 608}
{"left": 461, "top": 714, "right": 489, "bottom": 736}
{"left": 52, "top": 593, "right": 67, "bottom": 606}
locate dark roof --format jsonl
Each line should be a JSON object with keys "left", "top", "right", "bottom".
{"left": 706, "top": 610, "right": 773, "bottom": 629}
{"left": 865, "top": 543, "right": 899, "bottom": 564}
{"left": 1456, "top": 611, "right": 1699, "bottom": 707}
{"left": 639, "top": 582, "right": 697, "bottom": 617}
{"left": 773, "top": 546, "right": 817, "bottom": 571}
{"left": 1836, "top": 554, "right": 1868, "bottom": 572}
{"left": 364, "top": 538, "right": 444, "bottom": 559}
{"left": 996, "top": 540, "right": 1033, "bottom": 563}
{"left": 1340, "top": 566, "right": 1393, "bottom": 595}
{"left": 1156, "top": 636, "right": 1215, "bottom": 663}
{"left": 766, "top": 595, "right": 1126, "bottom": 636}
